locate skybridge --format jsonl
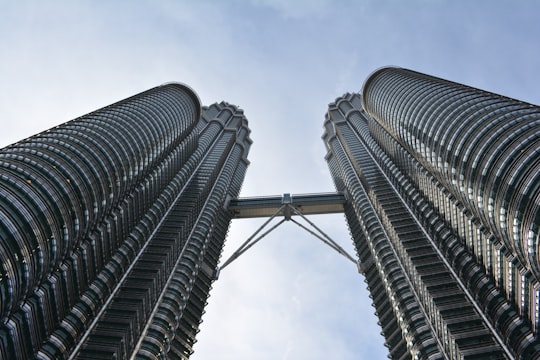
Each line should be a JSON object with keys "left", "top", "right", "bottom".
{"left": 216, "top": 192, "right": 361, "bottom": 278}
{"left": 227, "top": 192, "right": 347, "bottom": 219}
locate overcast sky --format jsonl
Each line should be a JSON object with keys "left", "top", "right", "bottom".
{"left": 1, "top": 1, "right": 540, "bottom": 359}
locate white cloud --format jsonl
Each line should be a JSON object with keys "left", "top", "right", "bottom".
{"left": 247, "top": 0, "right": 333, "bottom": 18}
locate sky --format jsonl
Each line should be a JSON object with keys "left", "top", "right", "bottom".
{"left": 1, "top": 1, "right": 540, "bottom": 359}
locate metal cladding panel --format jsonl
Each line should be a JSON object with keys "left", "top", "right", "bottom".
{"left": 323, "top": 89, "right": 540, "bottom": 359}
{"left": 0, "top": 86, "right": 253, "bottom": 360}
{"left": 362, "top": 67, "right": 540, "bottom": 281}
{"left": 0, "top": 84, "right": 201, "bottom": 322}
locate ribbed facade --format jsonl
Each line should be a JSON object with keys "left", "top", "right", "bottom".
{"left": 1, "top": 67, "right": 538, "bottom": 360}
{"left": 0, "top": 84, "right": 251, "bottom": 359}
{"left": 323, "top": 67, "right": 540, "bottom": 359}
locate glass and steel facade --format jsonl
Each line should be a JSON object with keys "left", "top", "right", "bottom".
{"left": 0, "top": 84, "right": 252, "bottom": 359}
{"left": 1, "top": 67, "right": 538, "bottom": 359}
{"left": 323, "top": 67, "right": 540, "bottom": 359}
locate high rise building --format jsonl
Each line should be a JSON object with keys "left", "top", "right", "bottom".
{"left": 1, "top": 67, "right": 539, "bottom": 360}
{"left": 0, "top": 83, "right": 252, "bottom": 359}
{"left": 323, "top": 67, "right": 540, "bottom": 359}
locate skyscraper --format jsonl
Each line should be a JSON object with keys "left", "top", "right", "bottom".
{"left": 1, "top": 67, "right": 539, "bottom": 360}
{"left": 0, "top": 83, "right": 252, "bottom": 359}
{"left": 323, "top": 67, "right": 540, "bottom": 359}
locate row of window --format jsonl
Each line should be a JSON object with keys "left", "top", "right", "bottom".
{"left": 0, "top": 85, "right": 207, "bottom": 358}
{"left": 123, "top": 105, "right": 252, "bottom": 359}
{"left": 75, "top": 103, "right": 251, "bottom": 359}
{"left": 341, "top": 117, "right": 507, "bottom": 359}
{"left": 324, "top": 98, "right": 444, "bottom": 358}
{"left": 363, "top": 68, "right": 540, "bottom": 276}
{"left": 324, "top": 93, "right": 540, "bottom": 358}
{"left": 369, "top": 119, "right": 540, "bottom": 335}
{"left": 0, "top": 128, "right": 199, "bottom": 325}
{"left": 361, "top": 68, "right": 540, "bottom": 326}
{"left": 355, "top": 122, "right": 540, "bottom": 355}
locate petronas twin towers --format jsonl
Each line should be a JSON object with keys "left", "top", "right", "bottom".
{"left": 1, "top": 67, "right": 539, "bottom": 359}
{"left": 0, "top": 85, "right": 251, "bottom": 359}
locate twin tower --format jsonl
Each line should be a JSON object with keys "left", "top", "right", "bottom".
{"left": 0, "top": 67, "right": 539, "bottom": 359}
